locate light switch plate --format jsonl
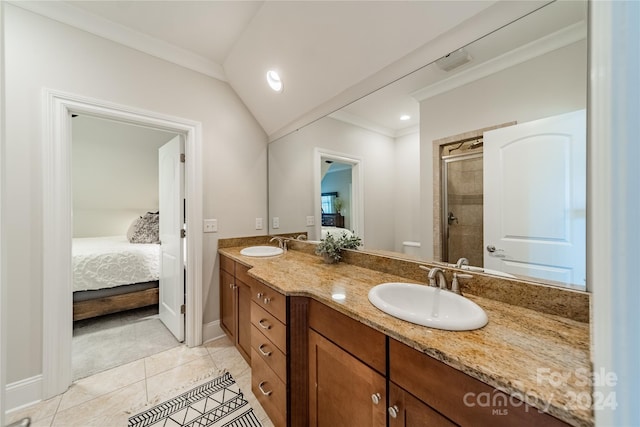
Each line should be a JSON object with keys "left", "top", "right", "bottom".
{"left": 255, "top": 217, "right": 263, "bottom": 230}
{"left": 272, "top": 217, "right": 280, "bottom": 229}
{"left": 306, "top": 215, "right": 315, "bottom": 226}
{"left": 204, "top": 219, "right": 217, "bottom": 233}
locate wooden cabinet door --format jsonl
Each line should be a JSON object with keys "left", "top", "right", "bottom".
{"left": 388, "top": 382, "right": 457, "bottom": 427}
{"left": 236, "top": 279, "right": 252, "bottom": 361}
{"left": 220, "top": 269, "right": 236, "bottom": 341}
{"left": 309, "top": 329, "right": 386, "bottom": 427}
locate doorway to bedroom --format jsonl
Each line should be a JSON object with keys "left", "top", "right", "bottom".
{"left": 70, "top": 115, "right": 183, "bottom": 380}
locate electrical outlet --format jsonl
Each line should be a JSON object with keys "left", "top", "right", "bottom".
{"left": 306, "top": 215, "right": 315, "bottom": 226}
{"left": 204, "top": 219, "right": 217, "bottom": 233}
{"left": 255, "top": 217, "right": 263, "bottom": 230}
{"left": 272, "top": 217, "right": 280, "bottom": 229}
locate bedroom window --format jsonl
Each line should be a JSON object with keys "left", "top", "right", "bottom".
{"left": 321, "top": 192, "right": 338, "bottom": 214}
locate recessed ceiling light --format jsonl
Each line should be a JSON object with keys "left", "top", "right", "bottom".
{"left": 400, "top": 115, "right": 411, "bottom": 121}
{"left": 266, "top": 70, "right": 283, "bottom": 92}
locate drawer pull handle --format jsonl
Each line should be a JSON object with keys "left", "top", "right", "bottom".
{"left": 257, "top": 292, "right": 264, "bottom": 299}
{"left": 258, "top": 319, "right": 271, "bottom": 330}
{"left": 388, "top": 405, "right": 399, "bottom": 418}
{"left": 258, "top": 344, "right": 272, "bottom": 357}
{"left": 263, "top": 297, "right": 271, "bottom": 304}
{"left": 371, "top": 393, "right": 381, "bottom": 405}
{"left": 258, "top": 381, "right": 272, "bottom": 396}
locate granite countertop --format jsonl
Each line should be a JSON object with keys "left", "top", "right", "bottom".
{"left": 219, "top": 246, "right": 592, "bottom": 427}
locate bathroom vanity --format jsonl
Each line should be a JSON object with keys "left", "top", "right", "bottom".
{"left": 218, "top": 240, "right": 592, "bottom": 427}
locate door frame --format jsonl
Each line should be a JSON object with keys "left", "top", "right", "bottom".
{"left": 41, "top": 89, "right": 203, "bottom": 398}
{"left": 432, "top": 122, "right": 515, "bottom": 261}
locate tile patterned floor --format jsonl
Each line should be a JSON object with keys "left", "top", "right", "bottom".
{"left": 6, "top": 336, "right": 274, "bottom": 427}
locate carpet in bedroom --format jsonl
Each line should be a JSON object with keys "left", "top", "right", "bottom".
{"left": 72, "top": 306, "right": 180, "bottom": 381}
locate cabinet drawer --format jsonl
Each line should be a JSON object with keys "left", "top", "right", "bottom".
{"left": 252, "top": 279, "right": 286, "bottom": 323}
{"left": 251, "top": 302, "right": 286, "bottom": 354}
{"left": 251, "top": 324, "right": 287, "bottom": 383}
{"left": 220, "top": 254, "right": 235, "bottom": 275}
{"left": 389, "top": 339, "right": 568, "bottom": 427}
{"left": 309, "top": 299, "right": 386, "bottom": 374}
{"left": 252, "top": 348, "right": 287, "bottom": 427}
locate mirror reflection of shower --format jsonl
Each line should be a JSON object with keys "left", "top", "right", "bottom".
{"left": 441, "top": 139, "right": 483, "bottom": 266}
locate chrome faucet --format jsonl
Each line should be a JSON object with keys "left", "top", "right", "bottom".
{"left": 295, "top": 234, "right": 307, "bottom": 241}
{"left": 455, "top": 257, "right": 469, "bottom": 268}
{"left": 427, "top": 267, "right": 448, "bottom": 290}
{"left": 269, "top": 236, "right": 287, "bottom": 252}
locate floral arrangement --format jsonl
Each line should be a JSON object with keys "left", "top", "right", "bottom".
{"left": 333, "top": 197, "right": 343, "bottom": 213}
{"left": 315, "top": 231, "right": 361, "bottom": 263}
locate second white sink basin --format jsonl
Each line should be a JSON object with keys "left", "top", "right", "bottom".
{"left": 368, "top": 282, "right": 488, "bottom": 331}
{"left": 240, "top": 246, "right": 284, "bottom": 257}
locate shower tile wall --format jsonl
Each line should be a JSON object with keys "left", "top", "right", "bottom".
{"left": 447, "top": 157, "right": 483, "bottom": 266}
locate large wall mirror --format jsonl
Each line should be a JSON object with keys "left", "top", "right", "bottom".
{"left": 268, "top": 0, "right": 587, "bottom": 290}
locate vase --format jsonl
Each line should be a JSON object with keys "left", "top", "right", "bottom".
{"left": 323, "top": 254, "right": 338, "bottom": 264}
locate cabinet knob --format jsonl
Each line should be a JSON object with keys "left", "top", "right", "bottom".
{"left": 263, "top": 297, "right": 271, "bottom": 304}
{"left": 257, "top": 292, "right": 264, "bottom": 299}
{"left": 258, "top": 344, "right": 272, "bottom": 357}
{"left": 371, "top": 393, "right": 381, "bottom": 405}
{"left": 258, "top": 381, "right": 273, "bottom": 396}
{"left": 388, "top": 405, "right": 399, "bottom": 418}
{"left": 229, "top": 283, "right": 234, "bottom": 289}
{"left": 258, "top": 319, "right": 272, "bottom": 330}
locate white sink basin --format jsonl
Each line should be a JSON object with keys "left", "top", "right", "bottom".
{"left": 240, "top": 246, "right": 284, "bottom": 257}
{"left": 368, "top": 282, "right": 488, "bottom": 331}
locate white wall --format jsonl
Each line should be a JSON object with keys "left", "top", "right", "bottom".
{"left": 0, "top": 1, "right": 6, "bottom": 422}
{"left": 418, "top": 40, "right": 586, "bottom": 260}
{"left": 4, "top": 4, "right": 267, "bottom": 385}
{"left": 393, "top": 131, "right": 420, "bottom": 252}
{"left": 269, "top": 116, "right": 395, "bottom": 249}
{"left": 72, "top": 116, "right": 177, "bottom": 237}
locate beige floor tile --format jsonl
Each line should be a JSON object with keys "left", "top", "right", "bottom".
{"left": 52, "top": 381, "right": 146, "bottom": 427}
{"left": 5, "top": 395, "right": 61, "bottom": 425}
{"left": 209, "top": 345, "right": 250, "bottom": 378}
{"left": 145, "top": 354, "right": 221, "bottom": 401}
{"left": 203, "top": 335, "right": 234, "bottom": 355}
{"left": 144, "top": 344, "right": 210, "bottom": 377}
{"left": 30, "top": 415, "right": 54, "bottom": 427}
{"left": 260, "top": 416, "right": 276, "bottom": 427}
{"left": 15, "top": 337, "right": 271, "bottom": 427}
{"left": 58, "top": 359, "right": 145, "bottom": 411}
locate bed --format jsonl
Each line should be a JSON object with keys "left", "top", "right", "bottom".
{"left": 320, "top": 226, "right": 355, "bottom": 240}
{"left": 72, "top": 236, "right": 161, "bottom": 321}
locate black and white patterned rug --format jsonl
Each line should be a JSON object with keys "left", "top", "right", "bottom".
{"left": 128, "top": 372, "right": 263, "bottom": 427}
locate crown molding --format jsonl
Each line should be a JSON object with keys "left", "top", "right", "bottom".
{"left": 411, "top": 21, "right": 586, "bottom": 102}
{"left": 329, "top": 110, "right": 418, "bottom": 139}
{"left": 8, "top": 1, "right": 227, "bottom": 82}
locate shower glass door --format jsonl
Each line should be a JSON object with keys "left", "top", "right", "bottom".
{"left": 441, "top": 152, "right": 483, "bottom": 266}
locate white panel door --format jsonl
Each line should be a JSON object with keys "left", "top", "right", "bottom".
{"left": 159, "top": 135, "right": 185, "bottom": 341}
{"left": 483, "top": 110, "right": 586, "bottom": 286}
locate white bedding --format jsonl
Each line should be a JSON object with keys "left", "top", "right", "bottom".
{"left": 72, "top": 236, "right": 160, "bottom": 292}
{"left": 321, "top": 226, "right": 354, "bottom": 240}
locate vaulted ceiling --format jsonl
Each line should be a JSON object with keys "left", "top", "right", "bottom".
{"left": 15, "top": 1, "right": 549, "bottom": 138}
